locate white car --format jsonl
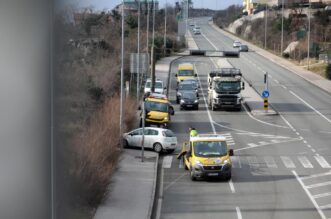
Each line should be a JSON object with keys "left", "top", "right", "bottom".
{"left": 193, "top": 26, "right": 201, "bottom": 35}
{"left": 144, "top": 78, "right": 165, "bottom": 94}
{"left": 123, "top": 127, "right": 177, "bottom": 153}
{"left": 233, "top": 40, "right": 241, "bottom": 48}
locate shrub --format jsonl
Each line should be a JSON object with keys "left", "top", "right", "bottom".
{"left": 72, "top": 96, "right": 137, "bottom": 207}
{"left": 326, "top": 64, "right": 331, "bottom": 80}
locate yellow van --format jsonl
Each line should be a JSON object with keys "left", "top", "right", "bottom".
{"left": 176, "top": 63, "right": 197, "bottom": 83}
{"left": 141, "top": 93, "right": 174, "bottom": 128}
{"left": 178, "top": 134, "right": 233, "bottom": 181}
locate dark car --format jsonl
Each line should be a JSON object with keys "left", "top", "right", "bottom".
{"left": 182, "top": 78, "right": 200, "bottom": 90}
{"left": 176, "top": 82, "right": 198, "bottom": 103}
{"left": 239, "top": 45, "right": 249, "bottom": 52}
{"left": 180, "top": 91, "right": 199, "bottom": 110}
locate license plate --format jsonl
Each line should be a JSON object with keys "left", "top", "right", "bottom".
{"left": 208, "top": 173, "right": 218, "bottom": 176}
{"left": 186, "top": 105, "right": 192, "bottom": 107}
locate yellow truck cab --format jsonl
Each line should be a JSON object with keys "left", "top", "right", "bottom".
{"left": 176, "top": 63, "right": 197, "bottom": 83}
{"left": 178, "top": 134, "right": 234, "bottom": 181}
{"left": 141, "top": 93, "right": 174, "bottom": 128}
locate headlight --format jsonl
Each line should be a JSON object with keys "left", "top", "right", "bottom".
{"left": 194, "top": 100, "right": 198, "bottom": 103}
{"left": 223, "top": 159, "right": 229, "bottom": 164}
{"left": 180, "top": 99, "right": 185, "bottom": 103}
{"left": 195, "top": 160, "right": 203, "bottom": 166}
{"left": 164, "top": 116, "right": 168, "bottom": 121}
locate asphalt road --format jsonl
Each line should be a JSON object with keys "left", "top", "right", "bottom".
{"left": 154, "top": 18, "right": 331, "bottom": 219}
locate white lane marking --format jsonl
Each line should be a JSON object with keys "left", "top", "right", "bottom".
{"left": 229, "top": 179, "right": 236, "bottom": 193}
{"left": 313, "top": 192, "right": 331, "bottom": 199}
{"left": 201, "top": 32, "right": 218, "bottom": 50}
{"left": 236, "top": 206, "right": 242, "bottom": 219}
{"left": 248, "top": 143, "right": 258, "bottom": 147}
{"left": 306, "top": 181, "right": 331, "bottom": 189}
{"left": 195, "top": 64, "right": 216, "bottom": 134}
{"left": 301, "top": 171, "right": 331, "bottom": 181}
{"left": 235, "top": 137, "right": 302, "bottom": 152}
{"left": 280, "top": 114, "right": 296, "bottom": 132}
{"left": 237, "top": 132, "right": 291, "bottom": 139}
{"left": 281, "top": 85, "right": 287, "bottom": 89}
{"left": 290, "top": 90, "right": 331, "bottom": 124}
{"left": 247, "top": 156, "right": 259, "bottom": 168}
{"left": 242, "top": 102, "right": 289, "bottom": 129}
{"left": 315, "top": 156, "right": 331, "bottom": 168}
{"left": 319, "top": 204, "right": 331, "bottom": 210}
{"left": 156, "top": 167, "right": 164, "bottom": 219}
{"left": 162, "top": 156, "right": 173, "bottom": 168}
{"left": 268, "top": 74, "right": 273, "bottom": 79}
{"left": 312, "top": 149, "right": 316, "bottom": 153}
{"left": 231, "top": 156, "right": 242, "bottom": 168}
{"left": 264, "top": 156, "right": 278, "bottom": 168}
{"left": 258, "top": 141, "right": 269, "bottom": 145}
{"left": 281, "top": 156, "right": 296, "bottom": 168}
{"left": 298, "top": 156, "right": 314, "bottom": 168}
{"left": 274, "top": 79, "right": 280, "bottom": 84}
{"left": 295, "top": 132, "right": 300, "bottom": 136}
{"left": 292, "top": 170, "right": 327, "bottom": 219}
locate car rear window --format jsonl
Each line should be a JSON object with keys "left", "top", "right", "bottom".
{"left": 162, "top": 130, "right": 175, "bottom": 137}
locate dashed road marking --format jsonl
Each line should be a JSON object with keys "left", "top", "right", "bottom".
{"left": 281, "top": 156, "right": 296, "bottom": 168}
{"left": 315, "top": 156, "right": 331, "bottom": 168}
{"left": 264, "top": 156, "right": 278, "bottom": 168}
{"left": 231, "top": 156, "right": 242, "bottom": 168}
{"left": 163, "top": 156, "right": 173, "bottom": 168}
{"left": 298, "top": 156, "right": 314, "bottom": 168}
{"left": 247, "top": 156, "right": 259, "bottom": 168}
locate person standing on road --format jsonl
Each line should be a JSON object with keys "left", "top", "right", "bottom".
{"left": 189, "top": 127, "right": 198, "bottom": 137}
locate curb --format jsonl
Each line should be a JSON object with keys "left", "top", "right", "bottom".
{"left": 147, "top": 153, "right": 159, "bottom": 219}
{"left": 209, "top": 22, "right": 331, "bottom": 95}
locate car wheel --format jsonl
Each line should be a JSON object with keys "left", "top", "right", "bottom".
{"left": 190, "top": 168, "right": 196, "bottom": 181}
{"left": 123, "top": 139, "right": 129, "bottom": 148}
{"left": 153, "top": 143, "right": 163, "bottom": 153}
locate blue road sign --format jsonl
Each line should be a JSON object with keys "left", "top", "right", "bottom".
{"left": 262, "top": 90, "right": 270, "bottom": 98}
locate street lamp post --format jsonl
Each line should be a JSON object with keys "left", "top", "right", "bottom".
{"left": 281, "top": 0, "right": 284, "bottom": 56}
{"left": 137, "top": 0, "right": 141, "bottom": 102}
{"left": 164, "top": 0, "right": 167, "bottom": 56}
{"left": 307, "top": 0, "right": 311, "bottom": 70}
{"left": 150, "top": 0, "right": 156, "bottom": 93}
{"left": 120, "top": 0, "right": 125, "bottom": 148}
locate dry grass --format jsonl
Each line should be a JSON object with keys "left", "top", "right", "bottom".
{"left": 72, "top": 96, "right": 137, "bottom": 207}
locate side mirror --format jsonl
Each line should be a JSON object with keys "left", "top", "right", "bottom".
{"left": 164, "top": 86, "right": 167, "bottom": 90}
{"left": 138, "top": 106, "right": 141, "bottom": 110}
{"left": 169, "top": 106, "right": 175, "bottom": 115}
{"left": 176, "top": 88, "right": 178, "bottom": 91}
{"left": 187, "top": 151, "right": 192, "bottom": 157}
{"left": 242, "top": 82, "right": 245, "bottom": 90}
{"left": 229, "top": 149, "right": 234, "bottom": 156}
{"left": 175, "top": 73, "right": 178, "bottom": 77}
{"left": 194, "top": 73, "right": 197, "bottom": 77}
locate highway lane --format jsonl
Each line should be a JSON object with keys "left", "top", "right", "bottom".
{"left": 155, "top": 18, "right": 331, "bottom": 219}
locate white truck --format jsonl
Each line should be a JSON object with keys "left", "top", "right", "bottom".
{"left": 207, "top": 68, "right": 245, "bottom": 111}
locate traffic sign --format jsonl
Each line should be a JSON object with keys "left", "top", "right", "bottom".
{"left": 262, "top": 90, "right": 270, "bottom": 98}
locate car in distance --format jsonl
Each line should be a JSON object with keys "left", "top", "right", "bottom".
{"left": 239, "top": 44, "right": 249, "bottom": 52}
{"left": 233, "top": 40, "right": 241, "bottom": 48}
{"left": 144, "top": 78, "right": 166, "bottom": 94}
{"left": 193, "top": 26, "right": 201, "bottom": 35}
{"left": 180, "top": 91, "right": 199, "bottom": 110}
{"left": 176, "top": 82, "right": 199, "bottom": 103}
{"left": 123, "top": 127, "right": 177, "bottom": 153}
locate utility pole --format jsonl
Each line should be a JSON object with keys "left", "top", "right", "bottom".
{"left": 120, "top": 0, "right": 125, "bottom": 148}
{"left": 137, "top": 0, "right": 141, "bottom": 102}
{"left": 307, "top": 0, "right": 311, "bottom": 70}
{"left": 264, "top": 4, "right": 268, "bottom": 49}
{"left": 150, "top": 0, "right": 156, "bottom": 93}
{"left": 281, "top": 0, "right": 284, "bottom": 56}
{"left": 146, "top": 0, "right": 150, "bottom": 77}
{"left": 164, "top": 0, "right": 167, "bottom": 56}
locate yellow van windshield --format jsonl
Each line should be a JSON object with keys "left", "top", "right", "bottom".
{"left": 193, "top": 141, "right": 227, "bottom": 157}
{"left": 178, "top": 70, "right": 194, "bottom": 76}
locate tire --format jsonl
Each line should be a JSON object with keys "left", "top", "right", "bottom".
{"left": 123, "top": 139, "right": 129, "bottom": 148}
{"left": 211, "top": 102, "right": 216, "bottom": 111}
{"left": 153, "top": 143, "right": 163, "bottom": 153}
{"left": 195, "top": 106, "right": 199, "bottom": 110}
{"left": 190, "top": 168, "right": 196, "bottom": 181}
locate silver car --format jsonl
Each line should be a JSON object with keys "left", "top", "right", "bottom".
{"left": 123, "top": 127, "right": 177, "bottom": 153}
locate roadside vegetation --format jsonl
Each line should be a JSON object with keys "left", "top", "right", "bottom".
{"left": 54, "top": 5, "right": 183, "bottom": 219}
{"left": 213, "top": 4, "right": 331, "bottom": 79}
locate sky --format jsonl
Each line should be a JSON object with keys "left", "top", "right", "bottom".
{"left": 69, "top": 0, "right": 243, "bottom": 11}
